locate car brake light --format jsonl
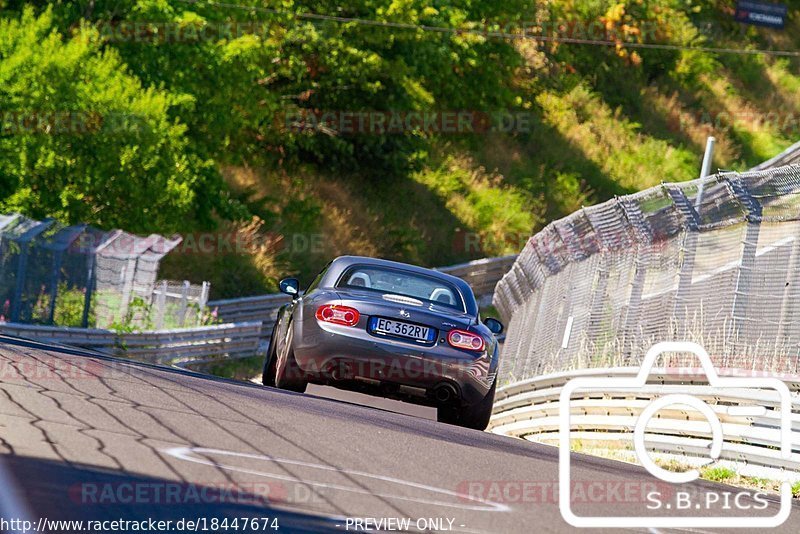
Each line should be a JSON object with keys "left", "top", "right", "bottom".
{"left": 447, "top": 329, "right": 485, "bottom": 352}
{"left": 315, "top": 305, "right": 360, "bottom": 326}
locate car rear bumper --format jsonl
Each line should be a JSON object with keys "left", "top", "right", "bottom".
{"left": 293, "top": 318, "right": 494, "bottom": 406}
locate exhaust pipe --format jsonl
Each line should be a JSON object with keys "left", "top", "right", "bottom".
{"left": 330, "top": 362, "right": 353, "bottom": 381}
{"left": 434, "top": 383, "right": 458, "bottom": 404}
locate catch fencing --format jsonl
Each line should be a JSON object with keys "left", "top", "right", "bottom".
{"left": 0, "top": 213, "right": 209, "bottom": 330}
{"left": 494, "top": 164, "right": 800, "bottom": 384}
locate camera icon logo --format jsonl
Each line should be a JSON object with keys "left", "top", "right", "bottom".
{"left": 558, "top": 341, "right": 793, "bottom": 528}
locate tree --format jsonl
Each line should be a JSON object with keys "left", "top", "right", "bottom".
{"left": 0, "top": 7, "right": 240, "bottom": 233}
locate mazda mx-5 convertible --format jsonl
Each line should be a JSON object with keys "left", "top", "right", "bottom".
{"left": 262, "top": 256, "right": 504, "bottom": 430}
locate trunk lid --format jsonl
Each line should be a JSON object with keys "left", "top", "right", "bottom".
{"left": 333, "top": 288, "right": 474, "bottom": 332}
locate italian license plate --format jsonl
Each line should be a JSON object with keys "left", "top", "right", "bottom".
{"left": 370, "top": 317, "right": 432, "bottom": 342}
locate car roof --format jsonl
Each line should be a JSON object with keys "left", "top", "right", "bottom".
{"left": 322, "top": 255, "right": 478, "bottom": 316}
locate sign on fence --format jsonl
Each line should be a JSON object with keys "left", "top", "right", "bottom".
{"left": 734, "top": 1, "right": 787, "bottom": 29}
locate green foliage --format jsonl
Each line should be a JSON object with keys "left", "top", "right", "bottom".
{"left": 1, "top": 1, "right": 800, "bottom": 299}
{"left": 29, "top": 0, "right": 525, "bottom": 176}
{"left": 52, "top": 285, "right": 94, "bottom": 327}
{"left": 0, "top": 7, "right": 239, "bottom": 233}
{"left": 701, "top": 466, "right": 737, "bottom": 483}
{"left": 204, "top": 354, "right": 263, "bottom": 380}
{"left": 412, "top": 154, "right": 540, "bottom": 257}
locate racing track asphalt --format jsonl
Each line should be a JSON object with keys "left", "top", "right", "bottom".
{"left": 1, "top": 336, "right": 799, "bottom": 534}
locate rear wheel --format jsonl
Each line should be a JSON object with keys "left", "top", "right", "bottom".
{"left": 274, "top": 323, "right": 308, "bottom": 393}
{"left": 437, "top": 379, "right": 496, "bottom": 431}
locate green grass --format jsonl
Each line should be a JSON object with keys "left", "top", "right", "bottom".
{"left": 204, "top": 355, "right": 264, "bottom": 381}
{"left": 701, "top": 466, "right": 737, "bottom": 483}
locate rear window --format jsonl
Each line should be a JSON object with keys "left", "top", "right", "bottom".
{"left": 337, "top": 265, "right": 464, "bottom": 311}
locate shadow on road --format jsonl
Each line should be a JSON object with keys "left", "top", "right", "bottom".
{"left": 3, "top": 455, "right": 342, "bottom": 533}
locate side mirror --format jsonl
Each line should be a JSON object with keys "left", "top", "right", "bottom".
{"left": 484, "top": 317, "right": 504, "bottom": 335}
{"left": 279, "top": 277, "right": 300, "bottom": 297}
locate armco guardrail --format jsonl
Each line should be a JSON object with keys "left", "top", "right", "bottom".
{"left": 0, "top": 321, "right": 261, "bottom": 364}
{"left": 489, "top": 367, "right": 800, "bottom": 473}
{"left": 208, "top": 255, "right": 518, "bottom": 333}
{"left": 206, "top": 293, "right": 289, "bottom": 331}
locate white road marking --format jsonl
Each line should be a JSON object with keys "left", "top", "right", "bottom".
{"left": 164, "top": 446, "right": 510, "bottom": 512}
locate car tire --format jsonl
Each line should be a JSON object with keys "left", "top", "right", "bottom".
{"left": 274, "top": 323, "right": 308, "bottom": 393}
{"left": 437, "top": 379, "right": 496, "bottom": 431}
{"left": 261, "top": 323, "right": 278, "bottom": 387}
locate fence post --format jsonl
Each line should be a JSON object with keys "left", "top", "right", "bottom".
{"left": 10, "top": 219, "right": 54, "bottom": 321}
{"left": 667, "top": 185, "right": 702, "bottom": 336}
{"left": 726, "top": 174, "right": 763, "bottom": 346}
{"left": 177, "top": 280, "right": 190, "bottom": 327}
{"left": 46, "top": 250, "right": 64, "bottom": 324}
{"left": 154, "top": 280, "right": 167, "bottom": 330}
{"left": 9, "top": 242, "right": 29, "bottom": 322}
{"left": 582, "top": 207, "right": 612, "bottom": 356}
{"left": 669, "top": 138, "right": 714, "bottom": 337}
{"left": 198, "top": 281, "right": 210, "bottom": 325}
{"left": 81, "top": 253, "right": 96, "bottom": 328}
{"left": 618, "top": 197, "right": 654, "bottom": 362}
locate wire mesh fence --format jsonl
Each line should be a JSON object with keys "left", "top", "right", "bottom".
{"left": 494, "top": 164, "right": 800, "bottom": 385}
{"left": 0, "top": 213, "right": 209, "bottom": 330}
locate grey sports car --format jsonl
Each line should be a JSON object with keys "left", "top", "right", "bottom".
{"left": 262, "top": 255, "right": 504, "bottom": 430}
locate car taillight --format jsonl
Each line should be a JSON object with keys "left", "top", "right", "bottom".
{"left": 315, "top": 305, "right": 360, "bottom": 326}
{"left": 447, "top": 329, "right": 485, "bottom": 352}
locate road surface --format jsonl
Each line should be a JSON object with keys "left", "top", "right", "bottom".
{"left": 1, "top": 337, "right": 798, "bottom": 533}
